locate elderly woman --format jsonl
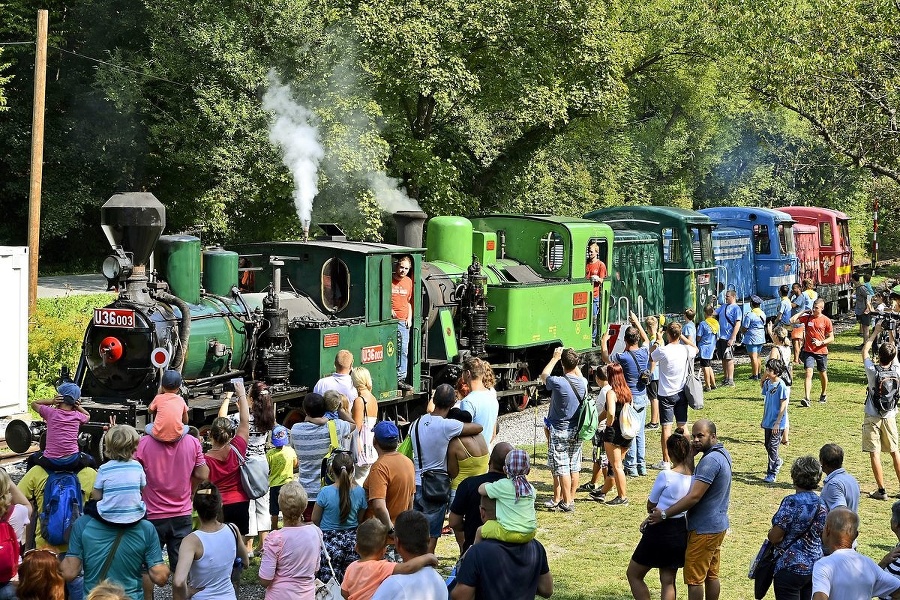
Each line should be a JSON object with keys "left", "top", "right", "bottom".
{"left": 207, "top": 380, "right": 252, "bottom": 535}
{"left": 173, "top": 482, "right": 249, "bottom": 600}
{"left": 760, "top": 456, "right": 827, "bottom": 600}
{"left": 259, "top": 481, "right": 322, "bottom": 599}
{"left": 351, "top": 367, "right": 379, "bottom": 485}
{"left": 223, "top": 381, "right": 275, "bottom": 556}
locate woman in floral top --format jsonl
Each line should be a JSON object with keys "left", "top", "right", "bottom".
{"left": 764, "top": 456, "right": 827, "bottom": 600}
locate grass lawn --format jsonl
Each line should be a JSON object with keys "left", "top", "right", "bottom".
{"left": 435, "top": 326, "right": 899, "bottom": 599}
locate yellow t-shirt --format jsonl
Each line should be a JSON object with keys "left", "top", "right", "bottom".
{"left": 266, "top": 446, "right": 297, "bottom": 487}
{"left": 18, "top": 465, "right": 96, "bottom": 552}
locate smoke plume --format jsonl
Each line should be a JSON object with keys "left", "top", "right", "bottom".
{"left": 366, "top": 171, "right": 421, "bottom": 213}
{"left": 262, "top": 73, "right": 324, "bottom": 230}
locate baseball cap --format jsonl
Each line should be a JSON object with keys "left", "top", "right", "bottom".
{"left": 161, "top": 369, "right": 183, "bottom": 390}
{"left": 56, "top": 381, "right": 81, "bottom": 405}
{"left": 373, "top": 421, "right": 400, "bottom": 444}
{"left": 271, "top": 425, "right": 289, "bottom": 448}
{"left": 891, "top": 285, "right": 900, "bottom": 298}
{"left": 750, "top": 295, "right": 763, "bottom": 305}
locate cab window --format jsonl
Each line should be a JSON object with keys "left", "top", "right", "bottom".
{"left": 663, "top": 228, "right": 681, "bottom": 263}
{"left": 753, "top": 224, "right": 771, "bottom": 255}
{"left": 819, "top": 222, "right": 833, "bottom": 247}
{"left": 839, "top": 221, "right": 851, "bottom": 251}
{"left": 322, "top": 258, "right": 350, "bottom": 312}
{"left": 541, "top": 232, "right": 564, "bottom": 272}
{"left": 778, "top": 224, "right": 795, "bottom": 254}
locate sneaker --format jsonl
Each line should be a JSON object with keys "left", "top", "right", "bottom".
{"left": 577, "top": 483, "right": 598, "bottom": 493}
{"left": 650, "top": 461, "right": 671, "bottom": 470}
{"left": 870, "top": 490, "right": 889, "bottom": 501}
{"left": 589, "top": 490, "right": 606, "bottom": 502}
{"left": 800, "top": 398, "right": 811, "bottom": 408}
{"left": 722, "top": 380, "right": 735, "bottom": 387}
{"left": 819, "top": 394, "right": 827, "bottom": 403}
{"left": 637, "top": 470, "right": 647, "bottom": 476}
{"left": 646, "top": 422, "right": 660, "bottom": 430}
{"left": 606, "top": 496, "right": 629, "bottom": 506}
{"left": 558, "top": 502, "right": 575, "bottom": 513}
{"left": 763, "top": 474, "right": 776, "bottom": 484}
{"left": 625, "top": 471, "right": 639, "bottom": 477}
{"left": 543, "top": 499, "right": 560, "bottom": 509}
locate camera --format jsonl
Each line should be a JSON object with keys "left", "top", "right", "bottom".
{"left": 874, "top": 312, "right": 900, "bottom": 331}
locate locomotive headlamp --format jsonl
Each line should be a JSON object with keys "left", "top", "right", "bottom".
{"left": 102, "top": 246, "right": 133, "bottom": 281}
{"left": 99, "top": 336, "right": 124, "bottom": 362}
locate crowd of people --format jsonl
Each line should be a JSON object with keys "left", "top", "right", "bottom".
{"left": 3, "top": 276, "right": 899, "bottom": 600}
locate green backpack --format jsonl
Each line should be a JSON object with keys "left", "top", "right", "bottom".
{"left": 565, "top": 377, "right": 599, "bottom": 442}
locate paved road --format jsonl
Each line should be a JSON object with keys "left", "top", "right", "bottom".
{"left": 37, "top": 273, "right": 114, "bottom": 298}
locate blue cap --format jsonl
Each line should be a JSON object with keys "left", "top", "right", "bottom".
{"left": 161, "top": 369, "right": 182, "bottom": 390}
{"left": 373, "top": 421, "right": 400, "bottom": 443}
{"left": 271, "top": 425, "right": 289, "bottom": 447}
{"left": 56, "top": 382, "right": 81, "bottom": 405}
{"left": 750, "top": 295, "right": 763, "bottom": 305}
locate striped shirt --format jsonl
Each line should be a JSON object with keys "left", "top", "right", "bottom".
{"left": 290, "top": 420, "right": 353, "bottom": 500}
{"left": 94, "top": 459, "right": 146, "bottom": 524}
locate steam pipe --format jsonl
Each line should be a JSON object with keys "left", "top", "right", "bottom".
{"left": 155, "top": 291, "right": 192, "bottom": 371}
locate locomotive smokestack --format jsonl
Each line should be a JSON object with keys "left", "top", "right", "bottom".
{"left": 302, "top": 225, "right": 310, "bottom": 242}
{"left": 393, "top": 211, "right": 427, "bottom": 248}
{"left": 101, "top": 193, "right": 166, "bottom": 268}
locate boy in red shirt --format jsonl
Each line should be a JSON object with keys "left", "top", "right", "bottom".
{"left": 391, "top": 255, "right": 414, "bottom": 390}
{"left": 790, "top": 297, "right": 835, "bottom": 406}
{"left": 145, "top": 369, "right": 189, "bottom": 442}
{"left": 585, "top": 243, "right": 607, "bottom": 344}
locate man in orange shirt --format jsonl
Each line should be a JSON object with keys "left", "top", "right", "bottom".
{"left": 392, "top": 255, "right": 414, "bottom": 390}
{"left": 364, "top": 421, "right": 415, "bottom": 560}
{"left": 585, "top": 243, "right": 607, "bottom": 344}
{"left": 791, "top": 297, "right": 835, "bottom": 406}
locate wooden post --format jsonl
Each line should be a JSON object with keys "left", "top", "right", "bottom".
{"left": 27, "top": 9, "right": 48, "bottom": 315}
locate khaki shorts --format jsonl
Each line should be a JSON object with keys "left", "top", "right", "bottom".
{"left": 862, "top": 414, "right": 899, "bottom": 453}
{"left": 683, "top": 530, "right": 727, "bottom": 585}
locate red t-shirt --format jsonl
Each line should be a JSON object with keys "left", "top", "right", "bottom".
{"left": 585, "top": 260, "right": 607, "bottom": 298}
{"left": 391, "top": 275, "right": 413, "bottom": 321}
{"left": 799, "top": 314, "right": 833, "bottom": 354}
{"left": 205, "top": 435, "right": 250, "bottom": 505}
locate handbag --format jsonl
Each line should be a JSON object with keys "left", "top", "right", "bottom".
{"left": 413, "top": 418, "right": 451, "bottom": 504}
{"left": 315, "top": 526, "right": 343, "bottom": 599}
{"left": 618, "top": 403, "right": 640, "bottom": 440}
{"left": 683, "top": 352, "right": 704, "bottom": 410}
{"left": 749, "top": 506, "right": 819, "bottom": 598}
{"left": 230, "top": 445, "right": 269, "bottom": 500}
{"left": 356, "top": 398, "right": 378, "bottom": 468}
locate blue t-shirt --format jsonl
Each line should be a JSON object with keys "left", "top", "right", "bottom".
{"left": 689, "top": 444, "right": 732, "bottom": 534}
{"left": 715, "top": 304, "right": 742, "bottom": 340}
{"left": 761, "top": 378, "right": 789, "bottom": 429}
{"left": 819, "top": 468, "right": 860, "bottom": 513}
{"left": 545, "top": 375, "right": 587, "bottom": 428}
{"left": 613, "top": 348, "right": 650, "bottom": 396}
{"left": 681, "top": 321, "right": 696, "bottom": 344}
{"left": 778, "top": 298, "right": 792, "bottom": 325}
{"left": 742, "top": 311, "right": 766, "bottom": 346}
{"left": 771, "top": 491, "right": 826, "bottom": 575}
{"left": 696, "top": 321, "right": 716, "bottom": 360}
{"left": 316, "top": 484, "right": 368, "bottom": 531}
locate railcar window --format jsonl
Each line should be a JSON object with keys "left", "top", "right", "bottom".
{"left": 753, "top": 224, "right": 771, "bottom": 255}
{"left": 321, "top": 258, "right": 350, "bottom": 312}
{"left": 839, "top": 221, "right": 851, "bottom": 250}
{"left": 662, "top": 228, "right": 681, "bottom": 263}
{"left": 819, "top": 222, "right": 833, "bottom": 247}
{"left": 541, "top": 232, "right": 565, "bottom": 272}
{"left": 778, "top": 224, "right": 795, "bottom": 254}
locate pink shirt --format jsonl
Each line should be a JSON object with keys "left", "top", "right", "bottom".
{"left": 38, "top": 405, "right": 88, "bottom": 459}
{"left": 148, "top": 393, "right": 188, "bottom": 442}
{"left": 259, "top": 525, "right": 321, "bottom": 600}
{"left": 135, "top": 434, "right": 206, "bottom": 519}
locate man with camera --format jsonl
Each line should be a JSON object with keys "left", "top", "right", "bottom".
{"left": 861, "top": 320, "right": 900, "bottom": 500}
{"left": 790, "top": 298, "right": 834, "bottom": 407}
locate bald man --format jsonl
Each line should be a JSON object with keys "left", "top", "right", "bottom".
{"left": 812, "top": 508, "right": 900, "bottom": 599}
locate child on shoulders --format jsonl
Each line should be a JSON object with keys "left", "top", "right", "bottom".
{"left": 85, "top": 425, "right": 146, "bottom": 526}
{"left": 145, "top": 369, "right": 189, "bottom": 442}
{"left": 341, "top": 518, "right": 438, "bottom": 600}
{"left": 476, "top": 449, "right": 537, "bottom": 543}
{"left": 29, "top": 381, "right": 91, "bottom": 470}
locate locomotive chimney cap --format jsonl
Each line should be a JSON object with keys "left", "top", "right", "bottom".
{"left": 101, "top": 192, "right": 166, "bottom": 268}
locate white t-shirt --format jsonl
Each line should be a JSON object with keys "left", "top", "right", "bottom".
{"left": 648, "top": 470, "right": 693, "bottom": 518}
{"left": 410, "top": 414, "right": 463, "bottom": 485}
{"left": 651, "top": 343, "right": 698, "bottom": 397}
{"left": 312, "top": 373, "right": 359, "bottom": 402}
{"left": 812, "top": 548, "right": 900, "bottom": 599}
{"left": 459, "top": 389, "right": 499, "bottom": 446}
{"left": 371, "top": 567, "right": 447, "bottom": 600}
{"left": 8, "top": 503, "right": 30, "bottom": 545}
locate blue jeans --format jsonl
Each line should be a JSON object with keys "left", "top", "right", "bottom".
{"left": 58, "top": 552, "right": 83, "bottom": 600}
{"left": 624, "top": 392, "right": 648, "bottom": 475}
{"left": 592, "top": 296, "right": 600, "bottom": 343}
{"left": 413, "top": 485, "right": 448, "bottom": 539}
{"left": 397, "top": 322, "right": 410, "bottom": 380}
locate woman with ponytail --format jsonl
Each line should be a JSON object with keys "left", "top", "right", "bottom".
{"left": 311, "top": 451, "right": 367, "bottom": 582}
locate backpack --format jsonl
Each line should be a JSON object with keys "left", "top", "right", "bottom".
{"left": 40, "top": 471, "right": 83, "bottom": 546}
{"left": 0, "top": 507, "right": 19, "bottom": 583}
{"left": 563, "top": 377, "right": 599, "bottom": 443}
{"left": 870, "top": 365, "right": 900, "bottom": 417}
{"left": 619, "top": 403, "right": 641, "bottom": 440}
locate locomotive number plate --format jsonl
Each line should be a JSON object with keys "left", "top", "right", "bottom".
{"left": 94, "top": 308, "right": 136, "bottom": 328}
{"left": 361, "top": 345, "right": 384, "bottom": 364}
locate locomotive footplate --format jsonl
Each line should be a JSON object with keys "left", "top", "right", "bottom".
{"left": 79, "top": 398, "right": 148, "bottom": 430}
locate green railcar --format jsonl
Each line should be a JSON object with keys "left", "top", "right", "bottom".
{"left": 608, "top": 229, "right": 665, "bottom": 323}
{"left": 584, "top": 206, "right": 717, "bottom": 319}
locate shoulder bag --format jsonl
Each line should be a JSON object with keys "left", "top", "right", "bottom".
{"left": 414, "top": 418, "right": 451, "bottom": 505}
{"left": 682, "top": 350, "right": 704, "bottom": 410}
{"left": 564, "top": 376, "right": 598, "bottom": 442}
{"left": 230, "top": 444, "right": 269, "bottom": 500}
{"left": 356, "top": 396, "right": 378, "bottom": 468}
{"left": 315, "top": 528, "right": 342, "bottom": 599}
{"left": 626, "top": 350, "right": 652, "bottom": 387}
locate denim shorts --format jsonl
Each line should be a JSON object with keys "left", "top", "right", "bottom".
{"left": 413, "top": 486, "right": 448, "bottom": 538}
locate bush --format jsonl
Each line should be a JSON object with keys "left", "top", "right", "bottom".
{"left": 28, "top": 294, "right": 111, "bottom": 401}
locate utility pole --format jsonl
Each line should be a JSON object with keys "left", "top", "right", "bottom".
{"left": 27, "top": 9, "right": 48, "bottom": 315}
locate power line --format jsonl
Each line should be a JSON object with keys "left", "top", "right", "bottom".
{"left": 52, "top": 45, "right": 188, "bottom": 87}
{"left": 0, "top": 41, "right": 36, "bottom": 46}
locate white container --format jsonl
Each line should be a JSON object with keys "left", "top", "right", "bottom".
{"left": 0, "top": 247, "right": 29, "bottom": 417}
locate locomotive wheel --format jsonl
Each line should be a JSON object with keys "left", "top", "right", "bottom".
{"left": 507, "top": 369, "right": 531, "bottom": 412}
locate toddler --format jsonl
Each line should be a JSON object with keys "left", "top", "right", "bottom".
{"left": 761, "top": 358, "right": 789, "bottom": 484}
{"left": 86, "top": 425, "right": 146, "bottom": 525}
{"left": 29, "top": 381, "right": 91, "bottom": 469}
{"left": 341, "top": 518, "right": 438, "bottom": 600}
{"left": 477, "top": 449, "right": 537, "bottom": 543}
{"left": 145, "top": 369, "right": 189, "bottom": 442}
{"left": 266, "top": 425, "right": 298, "bottom": 531}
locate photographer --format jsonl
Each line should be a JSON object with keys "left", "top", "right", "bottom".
{"left": 861, "top": 320, "right": 900, "bottom": 501}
